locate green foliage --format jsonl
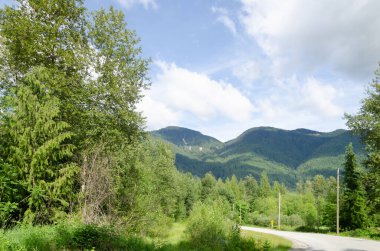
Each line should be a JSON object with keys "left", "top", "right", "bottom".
{"left": 0, "top": 0, "right": 149, "bottom": 226}
{"left": 201, "top": 172, "right": 217, "bottom": 201}
{"left": 259, "top": 172, "right": 271, "bottom": 197}
{"left": 0, "top": 223, "right": 157, "bottom": 251}
{"left": 186, "top": 200, "right": 232, "bottom": 250}
{"left": 340, "top": 228, "right": 380, "bottom": 240}
{"left": 1, "top": 67, "right": 79, "bottom": 225}
{"left": 346, "top": 64, "right": 380, "bottom": 223}
{"left": 341, "top": 144, "right": 369, "bottom": 230}
{"left": 155, "top": 126, "right": 364, "bottom": 187}
{"left": 302, "top": 203, "right": 318, "bottom": 227}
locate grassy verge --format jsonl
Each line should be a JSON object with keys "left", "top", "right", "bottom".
{"left": 241, "top": 230, "right": 292, "bottom": 251}
{"left": 339, "top": 228, "right": 380, "bottom": 240}
{"left": 0, "top": 223, "right": 155, "bottom": 251}
{"left": 0, "top": 222, "right": 292, "bottom": 251}
{"left": 159, "top": 223, "right": 292, "bottom": 251}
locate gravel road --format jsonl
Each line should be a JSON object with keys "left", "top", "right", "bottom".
{"left": 241, "top": 226, "right": 380, "bottom": 251}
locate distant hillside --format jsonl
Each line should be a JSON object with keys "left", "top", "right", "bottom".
{"left": 152, "top": 126, "right": 223, "bottom": 157}
{"left": 151, "top": 126, "right": 365, "bottom": 187}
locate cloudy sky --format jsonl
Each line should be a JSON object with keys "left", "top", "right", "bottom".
{"left": 3, "top": 0, "right": 380, "bottom": 141}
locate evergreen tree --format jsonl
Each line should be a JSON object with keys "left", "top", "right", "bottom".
{"left": 259, "top": 171, "right": 271, "bottom": 197}
{"left": 201, "top": 172, "right": 217, "bottom": 201}
{"left": 321, "top": 177, "right": 338, "bottom": 230}
{"left": 243, "top": 175, "right": 259, "bottom": 207}
{"left": 341, "top": 143, "right": 368, "bottom": 230}
{"left": 1, "top": 67, "right": 79, "bottom": 225}
{"left": 346, "top": 63, "right": 380, "bottom": 219}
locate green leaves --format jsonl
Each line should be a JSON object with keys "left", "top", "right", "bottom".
{"left": 346, "top": 63, "right": 380, "bottom": 224}
{"left": 0, "top": 67, "right": 79, "bottom": 225}
{"left": 341, "top": 144, "right": 369, "bottom": 230}
{"left": 0, "top": 0, "right": 150, "bottom": 226}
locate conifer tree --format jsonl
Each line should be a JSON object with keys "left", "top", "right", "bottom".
{"left": 259, "top": 171, "right": 271, "bottom": 197}
{"left": 346, "top": 64, "right": 380, "bottom": 220}
{"left": 1, "top": 67, "right": 79, "bottom": 225}
{"left": 341, "top": 143, "right": 368, "bottom": 230}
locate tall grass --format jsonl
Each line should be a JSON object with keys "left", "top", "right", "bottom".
{"left": 0, "top": 223, "right": 154, "bottom": 251}
{"left": 0, "top": 221, "right": 288, "bottom": 251}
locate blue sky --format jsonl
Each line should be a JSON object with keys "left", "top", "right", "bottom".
{"left": 3, "top": 0, "right": 380, "bottom": 141}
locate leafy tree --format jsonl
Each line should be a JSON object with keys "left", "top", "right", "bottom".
{"left": 259, "top": 171, "right": 271, "bottom": 197}
{"left": 225, "top": 175, "right": 243, "bottom": 203}
{"left": 201, "top": 172, "right": 217, "bottom": 201}
{"left": 321, "top": 177, "right": 338, "bottom": 230}
{"left": 312, "top": 175, "right": 327, "bottom": 227}
{"left": 242, "top": 175, "right": 259, "bottom": 208}
{"left": 84, "top": 6, "right": 149, "bottom": 149}
{"left": 346, "top": 64, "right": 380, "bottom": 218}
{"left": 0, "top": 0, "right": 89, "bottom": 140}
{"left": 341, "top": 144, "right": 368, "bottom": 230}
{"left": 272, "top": 181, "right": 287, "bottom": 196}
{"left": 1, "top": 1, "right": 149, "bottom": 150}
{"left": 0, "top": 1, "right": 149, "bottom": 225}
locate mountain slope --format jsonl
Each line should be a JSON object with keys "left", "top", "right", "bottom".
{"left": 151, "top": 126, "right": 365, "bottom": 186}
{"left": 152, "top": 126, "right": 222, "bottom": 148}
{"left": 151, "top": 126, "right": 223, "bottom": 159}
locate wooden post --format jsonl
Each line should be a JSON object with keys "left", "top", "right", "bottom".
{"left": 278, "top": 192, "right": 281, "bottom": 230}
{"left": 337, "top": 167, "right": 340, "bottom": 235}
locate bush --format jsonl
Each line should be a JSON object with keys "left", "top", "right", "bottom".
{"left": 186, "top": 200, "right": 232, "bottom": 250}
{"left": 0, "top": 225, "right": 56, "bottom": 251}
{"left": 281, "top": 214, "right": 305, "bottom": 227}
{"left": 0, "top": 223, "right": 156, "bottom": 251}
{"left": 342, "top": 228, "right": 380, "bottom": 240}
{"left": 226, "top": 225, "right": 257, "bottom": 251}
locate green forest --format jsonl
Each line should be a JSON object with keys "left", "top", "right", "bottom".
{"left": 152, "top": 126, "right": 365, "bottom": 186}
{"left": 0, "top": 1, "right": 379, "bottom": 250}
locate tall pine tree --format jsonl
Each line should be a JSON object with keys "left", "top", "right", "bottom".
{"left": 341, "top": 143, "right": 368, "bottom": 230}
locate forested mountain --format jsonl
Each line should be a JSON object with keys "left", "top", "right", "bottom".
{"left": 152, "top": 126, "right": 365, "bottom": 187}
{"left": 151, "top": 126, "right": 223, "bottom": 156}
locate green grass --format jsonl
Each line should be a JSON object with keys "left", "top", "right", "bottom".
{"left": 339, "top": 228, "right": 380, "bottom": 240}
{"left": 162, "top": 222, "right": 187, "bottom": 244}
{"left": 0, "top": 222, "right": 293, "bottom": 251}
{"left": 241, "top": 230, "right": 292, "bottom": 251}
{"left": 0, "top": 223, "right": 155, "bottom": 251}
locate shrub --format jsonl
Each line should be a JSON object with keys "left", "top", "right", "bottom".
{"left": 282, "top": 214, "right": 304, "bottom": 227}
{"left": 0, "top": 223, "right": 156, "bottom": 251}
{"left": 186, "top": 200, "right": 232, "bottom": 250}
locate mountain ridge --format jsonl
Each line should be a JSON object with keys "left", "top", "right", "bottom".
{"left": 151, "top": 126, "right": 364, "bottom": 187}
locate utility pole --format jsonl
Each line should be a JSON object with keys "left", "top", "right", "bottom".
{"left": 239, "top": 206, "right": 242, "bottom": 224}
{"left": 336, "top": 167, "right": 340, "bottom": 235}
{"left": 278, "top": 192, "right": 281, "bottom": 230}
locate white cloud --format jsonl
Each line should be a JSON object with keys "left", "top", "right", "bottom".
{"left": 139, "top": 60, "right": 348, "bottom": 140}
{"left": 232, "top": 60, "right": 261, "bottom": 84}
{"left": 137, "top": 96, "right": 181, "bottom": 129}
{"left": 139, "top": 61, "right": 254, "bottom": 131}
{"left": 240, "top": 0, "right": 380, "bottom": 79}
{"left": 212, "top": 6, "right": 237, "bottom": 35}
{"left": 116, "top": 0, "right": 157, "bottom": 10}
{"left": 193, "top": 76, "right": 346, "bottom": 141}
{"left": 244, "top": 76, "right": 345, "bottom": 133}
{"left": 301, "top": 78, "right": 343, "bottom": 118}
